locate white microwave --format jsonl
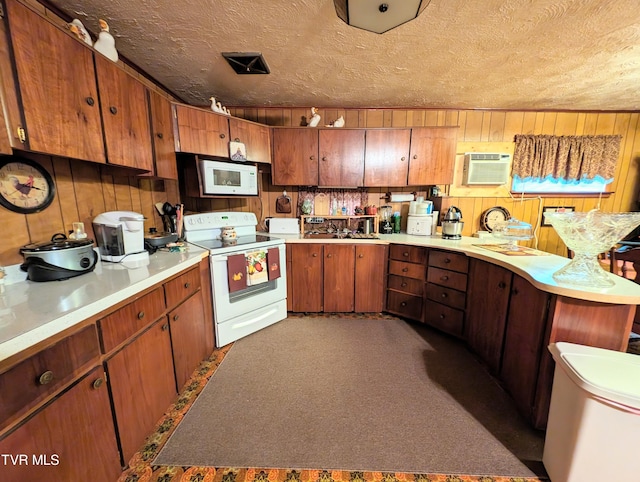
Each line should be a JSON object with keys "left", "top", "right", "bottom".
{"left": 199, "top": 160, "right": 258, "bottom": 196}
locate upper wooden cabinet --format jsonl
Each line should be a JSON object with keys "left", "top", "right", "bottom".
{"left": 272, "top": 128, "right": 319, "bottom": 185}
{"left": 229, "top": 117, "right": 271, "bottom": 164}
{"left": 173, "top": 103, "right": 229, "bottom": 157}
{"left": 363, "top": 129, "right": 411, "bottom": 186}
{"left": 407, "top": 127, "right": 458, "bottom": 185}
{"left": 147, "top": 90, "right": 178, "bottom": 179}
{"left": 319, "top": 129, "right": 365, "bottom": 187}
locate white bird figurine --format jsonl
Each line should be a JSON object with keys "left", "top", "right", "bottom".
{"left": 308, "top": 107, "right": 321, "bottom": 127}
{"left": 216, "top": 101, "right": 224, "bottom": 114}
{"left": 69, "top": 19, "right": 92, "bottom": 47}
{"left": 222, "top": 106, "right": 231, "bottom": 116}
{"left": 209, "top": 97, "right": 220, "bottom": 112}
{"left": 333, "top": 115, "right": 345, "bottom": 128}
{"left": 93, "top": 19, "right": 118, "bottom": 63}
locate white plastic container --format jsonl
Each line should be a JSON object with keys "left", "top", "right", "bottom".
{"left": 543, "top": 342, "right": 640, "bottom": 482}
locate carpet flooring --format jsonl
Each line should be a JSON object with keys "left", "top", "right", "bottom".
{"left": 152, "top": 316, "right": 545, "bottom": 478}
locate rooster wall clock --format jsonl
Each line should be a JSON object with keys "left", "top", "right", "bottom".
{"left": 0, "top": 157, "right": 55, "bottom": 214}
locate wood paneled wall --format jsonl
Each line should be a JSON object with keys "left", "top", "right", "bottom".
{"left": 229, "top": 107, "right": 640, "bottom": 255}
{"left": 3, "top": 152, "right": 179, "bottom": 265}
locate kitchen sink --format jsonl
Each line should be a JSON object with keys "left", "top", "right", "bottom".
{"left": 303, "top": 232, "right": 379, "bottom": 240}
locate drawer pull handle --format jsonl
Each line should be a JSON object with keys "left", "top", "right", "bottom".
{"left": 310, "top": 155, "right": 315, "bottom": 160}
{"left": 157, "top": 132, "right": 164, "bottom": 139}
{"left": 512, "top": 288, "right": 519, "bottom": 295}
{"left": 401, "top": 156, "right": 406, "bottom": 161}
{"left": 137, "top": 311, "right": 145, "bottom": 320}
{"left": 413, "top": 154, "right": 418, "bottom": 159}
{"left": 173, "top": 314, "right": 179, "bottom": 321}
{"left": 403, "top": 252, "right": 409, "bottom": 257}
{"left": 400, "top": 302, "right": 407, "bottom": 307}
{"left": 184, "top": 282, "right": 190, "bottom": 289}
{"left": 440, "top": 275, "right": 449, "bottom": 281}
{"left": 440, "top": 314, "right": 446, "bottom": 319}
{"left": 92, "top": 378, "right": 104, "bottom": 390}
{"left": 39, "top": 371, "right": 54, "bottom": 385}
{"left": 402, "top": 267, "right": 408, "bottom": 272}
{"left": 322, "top": 157, "right": 327, "bottom": 161}
{"left": 445, "top": 258, "right": 451, "bottom": 263}
{"left": 162, "top": 323, "right": 169, "bottom": 331}
{"left": 401, "top": 282, "right": 407, "bottom": 287}
{"left": 441, "top": 293, "right": 447, "bottom": 298}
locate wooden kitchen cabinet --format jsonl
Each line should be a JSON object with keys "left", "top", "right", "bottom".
{"left": 355, "top": 244, "right": 387, "bottom": 312}
{"left": 147, "top": 89, "right": 178, "bottom": 179}
{"left": 173, "top": 103, "right": 230, "bottom": 157}
{"left": 272, "top": 128, "right": 319, "bottom": 185}
{"left": 386, "top": 244, "right": 428, "bottom": 321}
{"left": 364, "top": 129, "right": 411, "bottom": 186}
{"left": 0, "top": 367, "right": 121, "bottom": 482}
{"left": 319, "top": 129, "right": 365, "bottom": 187}
{"left": 290, "top": 243, "right": 324, "bottom": 311}
{"left": 105, "top": 318, "right": 177, "bottom": 464}
{"left": 324, "top": 244, "right": 356, "bottom": 312}
{"left": 465, "top": 259, "right": 513, "bottom": 374}
{"left": 407, "top": 127, "right": 458, "bottom": 185}
{"left": 229, "top": 116, "right": 271, "bottom": 164}
{"left": 5, "top": 0, "right": 105, "bottom": 163}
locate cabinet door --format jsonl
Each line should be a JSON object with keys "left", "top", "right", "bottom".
{"left": 364, "top": 129, "right": 410, "bottom": 186}
{"left": 465, "top": 259, "right": 512, "bottom": 374}
{"left": 148, "top": 89, "right": 178, "bottom": 179}
{"left": 355, "top": 244, "right": 386, "bottom": 312}
{"left": 272, "top": 128, "right": 319, "bottom": 185}
{"left": 169, "top": 292, "right": 210, "bottom": 390}
{"left": 6, "top": 0, "right": 105, "bottom": 162}
{"left": 0, "top": 367, "right": 121, "bottom": 482}
{"left": 229, "top": 117, "right": 271, "bottom": 164}
{"left": 407, "top": 127, "right": 458, "bottom": 185}
{"left": 319, "top": 129, "right": 365, "bottom": 187}
{"left": 324, "top": 244, "right": 356, "bottom": 312}
{"left": 500, "top": 275, "right": 550, "bottom": 421}
{"left": 290, "top": 243, "right": 323, "bottom": 311}
{"left": 95, "top": 54, "right": 153, "bottom": 170}
{"left": 106, "top": 319, "right": 177, "bottom": 463}
{"left": 174, "top": 104, "right": 229, "bottom": 157}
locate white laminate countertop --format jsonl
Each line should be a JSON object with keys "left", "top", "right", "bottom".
{"left": 0, "top": 246, "right": 208, "bottom": 364}
{"left": 273, "top": 232, "right": 640, "bottom": 305}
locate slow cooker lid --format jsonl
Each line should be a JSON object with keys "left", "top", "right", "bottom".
{"left": 21, "top": 233, "right": 94, "bottom": 252}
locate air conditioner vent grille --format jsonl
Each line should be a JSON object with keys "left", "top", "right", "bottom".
{"left": 463, "top": 153, "right": 511, "bottom": 185}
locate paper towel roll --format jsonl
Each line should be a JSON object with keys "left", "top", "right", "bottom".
{"left": 389, "top": 193, "right": 415, "bottom": 202}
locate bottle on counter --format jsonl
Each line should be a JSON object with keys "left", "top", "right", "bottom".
{"left": 393, "top": 212, "right": 402, "bottom": 233}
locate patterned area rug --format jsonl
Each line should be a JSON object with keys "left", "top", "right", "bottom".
{"left": 118, "top": 314, "right": 547, "bottom": 482}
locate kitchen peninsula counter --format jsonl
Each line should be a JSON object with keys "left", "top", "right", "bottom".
{"left": 0, "top": 246, "right": 208, "bottom": 365}
{"left": 273, "top": 232, "right": 640, "bottom": 305}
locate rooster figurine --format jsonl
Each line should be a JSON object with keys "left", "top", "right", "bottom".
{"left": 308, "top": 107, "right": 321, "bottom": 127}
{"left": 68, "top": 19, "right": 93, "bottom": 47}
{"left": 333, "top": 115, "right": 345, "bottom": 128}
{"left": 94, "top": 19, "right": 118, "bottom": 62}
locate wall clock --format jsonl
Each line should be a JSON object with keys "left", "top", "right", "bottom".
{"left": 0, "top": 157, "right": 56, "bottom": 214}
{"left": 481, "top": 206, "right": 511, "bottom": 232}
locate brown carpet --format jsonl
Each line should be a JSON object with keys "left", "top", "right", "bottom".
{"left": 154, "top": 316, "right": 545, "bottom": 477}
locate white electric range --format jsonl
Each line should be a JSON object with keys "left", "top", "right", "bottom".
{"left": 183, "top": 211, "right": 287, "bottom": 346}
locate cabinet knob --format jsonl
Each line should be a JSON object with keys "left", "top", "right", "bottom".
{"left": 444, "top": 258, "right": 451, "bottom": 263}
{"left": 310, "top": 155, "right": 315, "bottom": 160}
{"left": 440, "top": 314, "right": 446, "bottom": 319}
{"left": 413, "top": 154, "right": 418, "bottom": 159}
{"left": 137, "top": 311, "right": 145, "bottom": 320}
{"left": 498, "top": 281, "right": 506, "bottom": 289}
{"left": 401, "top": 282, "right": 407, "bottom": 287}
{"left": 173, "top": 314, "right": 179, "bottom": 321}
{"left": 184, "top": 282, "right": 190, "bottom": 289}
{"left": 440, "top": 275, "right": 449, "bottom": 281}
{"left": 92, "top": 378, "right": 104, "bottom": 390}
{"left": 38, "top": 370, "right": 54, "bottom": 385}
{"left": 157, "top": 132, "right": 164, "bottom": 139}
{"left": 358, "top": 254, "right": 364, "bottom": 258}
{"left": 109, "top": 106, "right": 118, "bottom": 115}
{"left": 441, "top": 293, "right": 447, "bottom": 298}
{"left": 403, "top": 252, "right": 409, "bottom": 257}
{"left": 322, "top": 157, "right": 327, "bottom": 161}
{"left": 234, "top": 138, "right": 240, "bottom": 142}
{"left": 512, "top": 288, "right": 519, "bottom": 295}
{"left": 401, "top": 157, "right": 406, "bottom": 161}
{"left": 402, "top": 267, "right": 408, "bottom": 272}
{"left": 312, "top": 253, "right": 318, "bottom": 257}
{"left": 219, "top": 133, "right": 226, "bottom": 139}
{"left": 327, "top": 253, "right": 332, "bottom": 258}
{"left": 162, "top": 323, "right": 169, "bottom": 331}
{"left": 86, "top": 97, "right": 95, "bottom": 106}
{"left": 400, "top": 302, "right": 407, "bottom": 307}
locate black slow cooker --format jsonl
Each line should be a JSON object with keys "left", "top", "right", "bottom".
{"left": 20, "top": 233, "right": 98, "bottom": 281}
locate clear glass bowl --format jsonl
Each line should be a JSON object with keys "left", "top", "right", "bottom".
{"left": 545, "top": 210, "right": 640, "bottom": 287}
{"left": 491, "top": 217, "right": 534, "bottom": 250}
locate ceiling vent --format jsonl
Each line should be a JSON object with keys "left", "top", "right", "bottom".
{"left": 222, "top": 52, "right": 270, "bottom": 74}
{"left": 463, "top": 153, "right": 512, "bottom": 185}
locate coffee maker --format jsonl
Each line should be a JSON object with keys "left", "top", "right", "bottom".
{"left": 441, "top": 206, "right": 464, "bottom": 239}
{"left": 93, "top": 211, "right": 148, "bottom": 262}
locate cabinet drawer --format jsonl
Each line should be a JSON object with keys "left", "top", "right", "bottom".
{"left": 427, "top": 283, "right": 466, "bottom": 310}
{"left": 427, "top": 267, "right": 467, "bottom": 292}
{"left": 98, "top": 287, "right": 166, "bottom": 353}
{"left": 388, "top": 274, "right": 424, "bottom": 296}
{"left": 389, "top": 244, "right": 428, "bottom": 264}
{"left": 164, "top": 266, "right": 201, "bottom": 309}
{"left": 428, "top": 250, "right": 468, "bottom": 273}
{"left": 386, "top": 290, "right": 423, "bottom": 321}
{"left": 0, "top": 325, "right": 100, "bottom": 429}
{"left": 388, "top": 259, "right": 426, "bottom": 281}
{"left": 423, "top": 300, "right": 465, "bottom": 337}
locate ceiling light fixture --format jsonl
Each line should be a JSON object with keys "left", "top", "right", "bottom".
{"left": 334, "top": 0, "right": 431, "bottom": 34}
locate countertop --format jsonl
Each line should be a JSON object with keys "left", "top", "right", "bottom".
{"left": 273, "top": 231, "right": 640, "bottom": 305}
{"left": 0, "top": 246, "right": 208, "bottom": 364}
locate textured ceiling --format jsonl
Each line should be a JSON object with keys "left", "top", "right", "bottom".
{"left": 49, "top": 0, "right": 640, "bottom": 111}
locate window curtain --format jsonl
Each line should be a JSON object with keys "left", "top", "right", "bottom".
{"left": 297, "top": 188, "right": 369, "bottom": 216}
{"left": 512, "top": 135, "right": 621, "bottom": 184}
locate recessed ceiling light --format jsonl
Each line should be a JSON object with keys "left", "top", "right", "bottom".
{"left": 222, "top": 52, "right": 270, "bottom": 74}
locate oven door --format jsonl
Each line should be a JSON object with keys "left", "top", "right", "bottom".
{"left": 209, "top": 243, "right": 287, "bottom": 346}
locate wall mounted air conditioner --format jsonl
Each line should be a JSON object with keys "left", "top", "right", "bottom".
{"left": 463, "top": 153, "right": 511, "bottom": 185}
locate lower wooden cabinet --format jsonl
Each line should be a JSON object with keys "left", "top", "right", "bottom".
{"left": 290, "top": 243, "right": 324, "bottom": 312}
{"left": 324, "top": 244, "right": 356, "bottom": 312}
{"left": 355, "top": 244, "right": 387, "bottom": 312}
{"left": 0, "top": 367, "right": 121, "bottom": 482}
{"left": 105, "top": 318, "right": 177, "bottom": 465}
{"left": 386, "top": 244, "right": 427, "bottom": 321}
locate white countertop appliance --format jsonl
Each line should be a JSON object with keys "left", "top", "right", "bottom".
{"left": 407, "top": 213, "right": 436, "bottom": 236}
{"left": 441, "top": 206, "right": 464, "bottom": 240}
{"left": 183, "top": 211, "right": 287, "bottom": 347}
{"left": 267, "top": 217, "right": 299, "bottom": 234}
{"left": 93, "top": 211, "right": 148, "bottom": 263}
{"left": 198, "top": 159, "right": 258, "bottom": 196}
